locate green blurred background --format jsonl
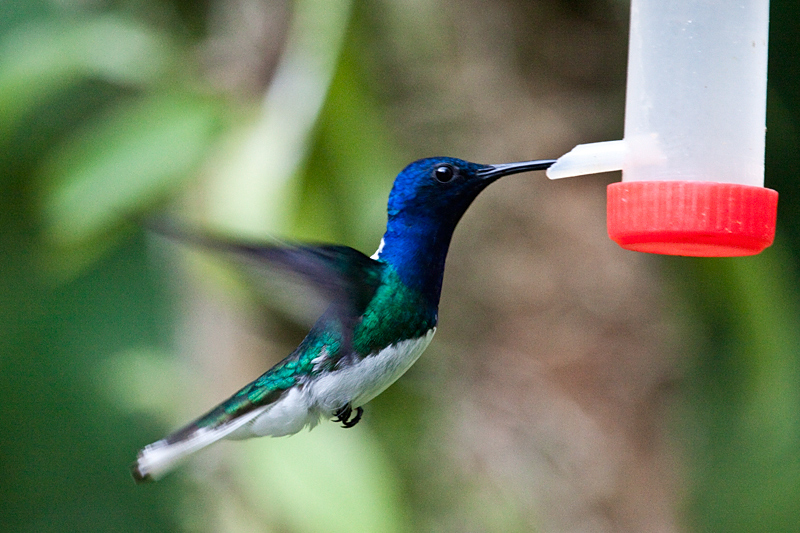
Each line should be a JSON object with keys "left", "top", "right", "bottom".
{"left": 2, "top": 0, "right": 800, "bottom": 531}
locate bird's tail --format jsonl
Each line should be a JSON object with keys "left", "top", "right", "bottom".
{"left": 131, "top": 402, "right": 268, "bottom": 483}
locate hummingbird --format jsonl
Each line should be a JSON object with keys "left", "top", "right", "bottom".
{"left": 132, "top": 156, "right": 554, "bottom": 482}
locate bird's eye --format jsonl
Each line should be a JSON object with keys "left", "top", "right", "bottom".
{"left": 433, "top": 165, "right": 455, "bottom": 183}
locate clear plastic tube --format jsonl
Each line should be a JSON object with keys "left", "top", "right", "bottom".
{"left": 547, "top": 0, "right": 776, "bottom": 257}
{"left": 623, "top": 0, "right": 769, "bottom": 185}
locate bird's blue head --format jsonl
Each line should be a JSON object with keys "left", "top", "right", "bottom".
{"left": 377, "top": 156, "right": 554, "bottom": 302}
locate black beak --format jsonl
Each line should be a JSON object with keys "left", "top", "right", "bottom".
{"left": 476, "top": 159, "right": 556, "bottom": 180}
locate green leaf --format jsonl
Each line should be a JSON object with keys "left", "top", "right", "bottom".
{"left": 40, "top": 93, "right": 222, "bottom": 247}
{"left": 0, "top": 15, "right": 177, "bottom": 136}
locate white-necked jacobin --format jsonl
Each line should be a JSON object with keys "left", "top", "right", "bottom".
{"left": 132, "top": 156, "right": 554, "bottom": 482}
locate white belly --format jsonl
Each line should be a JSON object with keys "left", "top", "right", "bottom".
{"left": 237, "top": 328, "right": 436, "bottom": 438}
{"left": 309, "top": 328, "right": 436, "bottom": 412}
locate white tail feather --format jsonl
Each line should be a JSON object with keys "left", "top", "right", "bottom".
{"left": 131, "top": 405, "right": 268, "bottom": 482}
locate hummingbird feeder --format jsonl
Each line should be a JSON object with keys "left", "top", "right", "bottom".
{"left": 547, "top": 0, "right": 777, "bottom": 257}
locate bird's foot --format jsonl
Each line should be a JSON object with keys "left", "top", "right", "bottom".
{"left": 333, "top": 404, "right": 363, "bottom": 428}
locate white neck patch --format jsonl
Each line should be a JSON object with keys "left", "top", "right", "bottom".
{"left": 370, "top": 237, "right": 385, "bottom": 260}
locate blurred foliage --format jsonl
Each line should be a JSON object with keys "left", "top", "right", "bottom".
{"left": 2, "top": 0, "right": 800, "bottom": 532}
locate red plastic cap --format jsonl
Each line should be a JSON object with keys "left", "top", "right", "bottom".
{"left": 607, "top": 181, "right": 778, "bottom": 257}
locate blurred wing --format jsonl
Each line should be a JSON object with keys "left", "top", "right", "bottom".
{"left": 147, "top": 219, "right": 385, "bottom": 336}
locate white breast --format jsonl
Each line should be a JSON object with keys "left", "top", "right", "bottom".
{"left": 309, "top": 328, "right": 436, "bottom": 412}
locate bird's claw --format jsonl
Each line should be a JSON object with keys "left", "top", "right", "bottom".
{"left": 333, "top": 404, "right": 363, "bottom": 428}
